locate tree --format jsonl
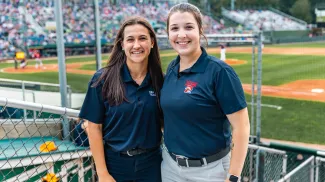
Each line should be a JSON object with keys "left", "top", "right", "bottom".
{"left": 290, "top": 0, "right": 313, "bottom": 23}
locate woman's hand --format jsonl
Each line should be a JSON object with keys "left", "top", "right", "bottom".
{"left": 98, "top": 172, "right": 116, "bottom": 182}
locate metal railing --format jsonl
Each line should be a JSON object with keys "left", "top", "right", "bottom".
{"left": 0, "top": 78, "right": 73, "bottom": 109}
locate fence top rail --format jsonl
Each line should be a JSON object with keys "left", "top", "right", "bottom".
{"left": 157, "top": 34, "right": 258, "bottom": 39}
{"left": 248, "top": 144, "right": 286, "bottom": 155}
{"left": 0, "top": 78, "right": 71, "bottom": 88}
{"left": 316, "top": 156, "right": 325, "bottom": 162}
{"left": 0, "top": 118, "right": 64, "bottom": 124}
{"left": 278, "top": 156, "right": 315, "bottom": 182}
{"left": 0, "top": 97, "right": 79, "bottom": 117}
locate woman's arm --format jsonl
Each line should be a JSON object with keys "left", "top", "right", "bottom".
{"left": 88, "top": 121, "right": 116, "bottom": 182}
{"left": 226, "top": 107, "right": 250, "bottom": 181}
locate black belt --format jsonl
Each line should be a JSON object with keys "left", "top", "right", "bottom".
{"left": 169, "top": 147, "right": 230, "bottom": 167}
{"left": 120, "top": 146, "right": 159, "bottom": 156}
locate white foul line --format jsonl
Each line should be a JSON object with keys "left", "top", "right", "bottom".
{"left": 247, "top": 102, "right": 282, "bottom": 110}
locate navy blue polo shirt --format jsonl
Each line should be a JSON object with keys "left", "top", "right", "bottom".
{"left": 160, "top": 47, "right": 247, "bottom": 158}
{"left": 79, "top": 64, "right": 161, "bottom": 152}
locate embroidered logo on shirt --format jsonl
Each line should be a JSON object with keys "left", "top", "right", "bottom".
{"left": 184, "top": 80, "right": 198, "bottom": 94}
{"left": 149, "top": 91, "right": 156, "bottom": 96}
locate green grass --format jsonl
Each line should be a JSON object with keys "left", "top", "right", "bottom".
{"left": 1, "top": 49, "right": 325, "bottom": 144}
{"left": 217, "top": 53, "right": 325, "bottom": 85}
{"left": 74, "top": 53, "right": 325, "bottom": 85}
{"left": 2, "top": 52, "right": 325, "bottom": 91}
{"left": 80, "top": 63, "right": 106, "bottom": 70}
{"left": 246, "top": 94, "right": 325, "bottom": 144}
{"left": 267, "top": 41, "right": 325, "bottom": 48}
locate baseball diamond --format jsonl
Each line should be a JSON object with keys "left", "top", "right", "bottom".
{"left": 1, "top": 0, "right": 325, "bottom": 181}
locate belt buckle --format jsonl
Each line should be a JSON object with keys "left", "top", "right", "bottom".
{"left": 175, "top": 154, "right": 189, "bottom": 167}
{"left": 126, "top": 150, "right": 134, "bottom": 156}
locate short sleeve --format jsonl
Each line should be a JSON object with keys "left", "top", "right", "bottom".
{"left": 79, "top": 72, "right": 105, "bottom": 124}
{"left": 215, "top": 67, "right": 247, "bottom": 115}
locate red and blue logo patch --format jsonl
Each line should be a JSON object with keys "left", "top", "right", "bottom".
{"left": 184, "top": 80, "right": 198, "bottom": 94}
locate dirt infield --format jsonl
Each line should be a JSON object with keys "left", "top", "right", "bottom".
{"left": 1, "top": 58, "right": 247, "bottom": 75}
{"left": 243, "top": 80, "right": 325, "bottom": 102}
{"left": 2, "top": 50, "right": 325, "bottom": 103}
{"left": 1, "top": 61, "right": 95, "bottom": 75}
{"left": 3, "top": 61, "right": 325, "bottom": 103}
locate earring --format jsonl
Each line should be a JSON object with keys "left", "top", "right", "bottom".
{"left": 151, "top": 46, "right": 153, "bottom": 48}
{"left": 122, "top": 48, "right": 124, "bottom": 51}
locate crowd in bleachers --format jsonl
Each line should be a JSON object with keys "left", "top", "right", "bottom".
{"left": 2, "top": 1, "right": 309, "bottom": 59}
{"left": 1, "top": 1, "right": 236, "bottom": 59}
{"left": 0, "top": 3, "right": 20, "bottom": 58}
{"left": 225, "top": 9, "right": 307, "bottom": 31}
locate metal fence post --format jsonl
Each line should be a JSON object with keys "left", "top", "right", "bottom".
{"left": 249, "top": 149, "right": 254, "bottom": 182}
{"left": 315, "top": 157, "right": 319, "bottom": 182}
{"left": 282, "top": 154, "right": 288, "bottom": 178}
{"left": 256, "top": 31, "right": 263, "bottom": 145}
{"left": 94, "top": 0, "right": 102, "bottom": 71}
{"left": 54, "top": 0, "right": 69, "bottom": 140}
{"left": 255, "top": 149, "right": 265, "bottom": 182}
{"left": 22, "top": 81, "right": 27, "bottom": 120}
{"left": 311, "top": 158, "right": 315, "bottom": 182}
{"left": 67, "top": 86, "right": 72, "bottom": 108}
{"left": 251, "top": 39, "right": 256, "bottom": 137}
{"left": 32, "top": 91, "right": 36, "bottom": 120}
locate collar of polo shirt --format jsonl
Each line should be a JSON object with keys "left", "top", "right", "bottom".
{"left": 121, "top": 63, "right": 150, "bottom": 87}
{"left": 171, "top": 47, "right": 209, "bottom": 74}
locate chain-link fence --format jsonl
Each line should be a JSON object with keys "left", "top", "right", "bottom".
{"left": 316, "top": 157, "right": 325, "bottom": 182}
{"left": 0, "top": 97, "right": 94, "bottom": 182}
{"left": 2, "top": 97, "right": 325, "bottom": 182}
{"left": 242, "top": 145, "right": 287, "bottom": 182}
{"left": 279, "top": 156, "right": 315, "bottom": 182}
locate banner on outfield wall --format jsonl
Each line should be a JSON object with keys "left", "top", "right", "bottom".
{"left": 45, "top": 21, "right": 56, "bottom": 30}
{"left": 316, "top": 16, "right": 325, "bottom": 23}
{"left": 315, "top": 7, "right": 325, "bottom": 23}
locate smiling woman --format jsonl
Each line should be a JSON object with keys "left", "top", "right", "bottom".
{"left": 78, "top": 16, "right": 164, "bottom": 182}
{"left": 122, "top": 24, "right": 154, "bottom": 85}
{"left": 160, "top": 3, "right": 250, "bottom": 182}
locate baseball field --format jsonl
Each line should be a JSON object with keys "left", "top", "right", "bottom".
{"left": 0, "top": 41, "right": 324, "bottom": 145}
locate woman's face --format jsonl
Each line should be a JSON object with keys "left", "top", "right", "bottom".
{"left": 168, "top": 12, "right": 201, "bottom": 57}
{"left": 121, "top": 24, "right": 154, "bottom": 64}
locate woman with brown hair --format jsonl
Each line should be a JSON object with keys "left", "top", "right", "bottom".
{"left": 160, "top": 3, "right": 250, "bottom": 182}
{"left": 79, "top": 16, "right": 164, "bottom": 182}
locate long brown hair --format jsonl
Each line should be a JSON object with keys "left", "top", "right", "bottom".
{"left": 167, "top": 3, "right": 208, "bottom": 46}
{"left": 93, "top": 16, "right": 164, "bottom": 106}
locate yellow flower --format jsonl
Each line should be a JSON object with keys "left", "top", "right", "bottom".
{"left": 41, "top": 173, "right": 59, "bottom": 182}
{"left": 39, "top": 141, "right": 58, "bottom": 152}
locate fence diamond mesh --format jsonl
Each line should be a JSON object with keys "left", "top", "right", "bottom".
{"left": 242, "top": 145, "right": 287, "bottom": 182}
{"left": 0, "top": 100, "right": 94, "bottom": 182}
{"left": 279, "top": 156, "right": 315, "bottom": 182}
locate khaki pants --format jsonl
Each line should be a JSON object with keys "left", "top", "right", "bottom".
{"left": 161, "top": 148, "right": 230, "bottom": 182}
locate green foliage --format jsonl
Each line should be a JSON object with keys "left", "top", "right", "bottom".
{"left": 290, "top": 0, "right": 313, "bottom": 23}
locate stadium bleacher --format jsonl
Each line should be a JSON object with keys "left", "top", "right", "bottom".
{"left": 223, "top": 8, "right": 307, "bottom": 31}
{"left": 0, "top": 1, "right": 310, "bottom": 59}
